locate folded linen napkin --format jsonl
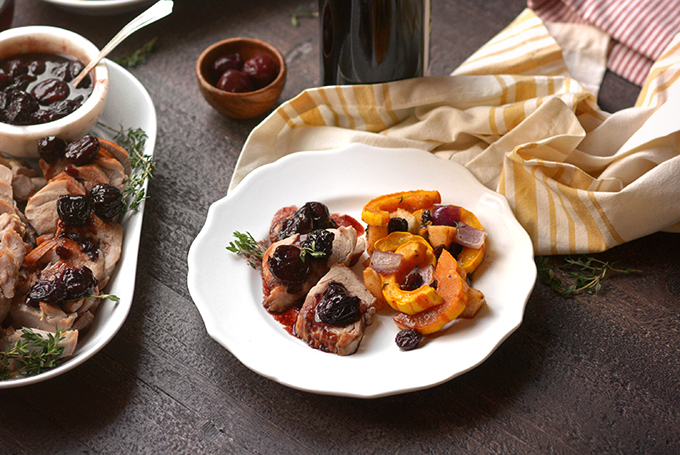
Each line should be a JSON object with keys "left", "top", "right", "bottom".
{"left": 229, "top": 8, "right": 680, "bottom": 256}
{"left": 528, "top": 0, "right": 680, "bottom": 86}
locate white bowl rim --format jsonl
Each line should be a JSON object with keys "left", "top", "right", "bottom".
{"left": 0, "top": 26, "right": 109, "bottom": 152}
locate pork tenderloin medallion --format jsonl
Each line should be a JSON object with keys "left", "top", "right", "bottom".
{"left": 261, "top": 233, "right": 328, "bottom": 313}
{"left": 261, "top": 226, "right": 365, "bottom": 313}
{"left": 294, "top": 264, "right": 376, "bottom": 356}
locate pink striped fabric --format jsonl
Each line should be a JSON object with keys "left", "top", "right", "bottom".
{"left": 528, "top": 0, "right": 680, "bottom": 86}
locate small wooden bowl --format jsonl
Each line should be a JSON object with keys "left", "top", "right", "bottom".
{"left": 196, "top": 38, "right": 286, "bottom": 120}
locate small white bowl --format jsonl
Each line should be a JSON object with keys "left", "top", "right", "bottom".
{"left": 0, "top": 26, "right": 109, "bottom": 158}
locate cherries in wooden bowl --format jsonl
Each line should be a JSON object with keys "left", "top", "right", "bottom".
{"left": 196, "top": 38, "right": 286, "bottom": 120}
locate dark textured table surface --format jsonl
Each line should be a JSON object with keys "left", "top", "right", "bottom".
{"left": 2, "top": 1, "right": 679, "bottom": 454}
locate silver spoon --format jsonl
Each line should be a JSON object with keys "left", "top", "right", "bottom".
{"left": 73, "top": 0, "right": 174, "bottom": 87}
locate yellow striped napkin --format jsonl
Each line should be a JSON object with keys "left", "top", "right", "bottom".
{"left": 230, "top": 8, "right": 680, "bottom": 255}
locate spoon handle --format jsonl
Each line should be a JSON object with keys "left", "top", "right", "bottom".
{"left": 73, "top": 0, "right": 174, "bottom": 87}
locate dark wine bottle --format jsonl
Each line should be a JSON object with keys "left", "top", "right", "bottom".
{"left": 319, "top": 0, "right": 431, "bottom": 85}
{"left": 0, "top": 0, "right": 14, "bottom": 32}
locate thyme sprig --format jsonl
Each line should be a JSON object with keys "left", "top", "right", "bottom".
{"left": 88, "top": 293, "right": 121, "bottom": 302}
{"left": 536, "top": 256, "right": 642, "bottom": 297}
{"left": 1, "top": 328, "right": 66, "bottom": 379}
{"left": 227, "top": 231, "right": 267, "bottom": 268}
{"left": 114, "top": 37, "right": 158, "bottom": 68}
{"left": 299, "top": 241, "right": 326, "bottom": 262}
{"left": 291, "top": 5, "right": 318, "bottom": 27}
{"left": 99, "top": 124, "right": 155, "bottom": 214}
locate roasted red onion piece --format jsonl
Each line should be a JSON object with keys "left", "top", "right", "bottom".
{"left": 456, "top": 222, "right": 487, "bottom": 249}
{"left": 416, "top": 264, "right": 435, "bottom": 285}
{"left": 369, "top": 250, "right": 402, "bottom": 274}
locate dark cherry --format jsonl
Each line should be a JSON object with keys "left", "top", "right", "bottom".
{"left": 216, "top": 69, "right": 253, "bottom": 93}
{"left": 57, "top": 194, "right": 92, "bottom": 227}
{"left": 449, "top": 241, "right": 463, "bottom": 257}
{"left": 388, "top": 217, "right": 409, "bottom": 233}
{"left": 301, "top": 229, "right": 335, "bottom": 258}
{"left": 28, "top": 59, "right": 46, "bottom": 75}
{"left": 62, "top": 266, "right": 98, "bottom": 301}
{"left": 242, "top": 52, "right": 279, "bottom": 88}
{"left": 31, "top": 78, "right": 70, "bottom": 105}
{"left": 51, "top": 61, "right": 71, "bottom": 82}
{"left": 49, "top": 97, "right": 83, "bottom": 121}
{"left": 400, "top": 268, "right": 424, "bottom": 291}
{"left": 67, "top": 61, "right": 89, "bottom": 87}
{"left": 213, "top": 53, "right": 243, "bottom": 79}
{"left": 395, "top": 329, "right": 423, "bottom": 351}
{"left": 26, "top": 279, "right": 66, "bottom": 307}
{"left": 268, "top": 244, "right": 311, "bottom": 284}
{"left": 64, "top": 135, "right": 100, "bottom": 165}
{"left": 37, "top": 136, "right": 68, "bottom": 164}
{"left": 90, "top": 183, "right": 124, "bottom": 220}
{"left": 305, "top": 202, "right": 335, "bottom": 230}
{"left": 421, "top": 209, "right": 433, "bottom": 227}
{"left": 276, "top": 202, "right": 336, "bottom": 241}
{"left": 277, "top": 208, "right": 312, "bottom": 240}
{"left": 0, "top": 72, "right": 12, "bottom": 89}
{"left": 4, "top": 58, "right": 27, "bottom": 77}
{"left": 5, "top": 90, "right": 39, "bottom": 125}
{"left": 317, "top": 281, "right": 362, "bottom": 326}
{"left": 31, "top": 109, "right": 55, "bottom": 124}
{"left": 6, "top": 73, "right": 36, "bottom": 92}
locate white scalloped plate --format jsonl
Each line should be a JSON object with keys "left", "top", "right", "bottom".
{"left": 38, "top": 0, "right": 155, "bottom": 16}
{"left": 188, "top": 145, "right": 536, "bottom": 398}
{"left": 0, "top": 60, "right": 155, "bottom": 388}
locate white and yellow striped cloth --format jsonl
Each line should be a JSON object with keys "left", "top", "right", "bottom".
{"left": 230, "top": 8, "right": 680, "bottom": 255}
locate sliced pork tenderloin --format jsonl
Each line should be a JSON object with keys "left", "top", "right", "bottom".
{"left": 0, "top": 213, "right": 28, "bottom": 324}
{"left": 24, "top": 237, "right": 106, "bottom": 286}
{"left": 3, "top": 158, "right": 46, "bottom": 202}
{"left": 9, "top": 301, "right": 76, "bottom": 332}
{"left": 88, "top": 215, "right": 123, "bottom": 286}
{"left": 261, "top": 234, "right": 327, "bottom": 313}
{"left": 99, "top": 139, "right": 132, "bottom": 177}
{"left": 25, "top": 174, "right": 86, "bottom": 236}
{"left": 94, "top": 152, "right": 127, "bottom": 191}
{"left": 0, "top": 164, "right": 18, "bottom": 216}
{"left": 0, "top": 252, "right": 18, "bottom": 323}
{"left": 327, "top": 226, "right": 365, "bottom": 266}
{"left": 0, "top": 215, "right": 29, "bottom": 267}
{"left": 261, "top": 226, "right": 366, "bottom": 313}
{"left": 294, "top": 264, "right": 375, "bottom": 355}
{"left": 71, "top": 310, "right": 95, "bottom": 332}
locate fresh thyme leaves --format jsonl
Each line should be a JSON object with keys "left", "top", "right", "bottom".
{"left": 114, "top": 37, "right": 158, "bottom": 68}
{"left": 1, "top": 328, "right": 66, "bottom": 379}
{"left": 536, "top": 256, "right": 642, "bottom": 297}
{"left": 88, "top": 293, "right": 121, "bottom": 302}
{"left": 291, "top": 5, "right": 318, "bottom": 27}
{"left": 99, "top": 124, "right": 155, "bottom": 214}
{"left": 227, "top": 231, "right": 267, "bottom": 268}
{"left": 299, "top": 241, "right": 326, "bottom": 263}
